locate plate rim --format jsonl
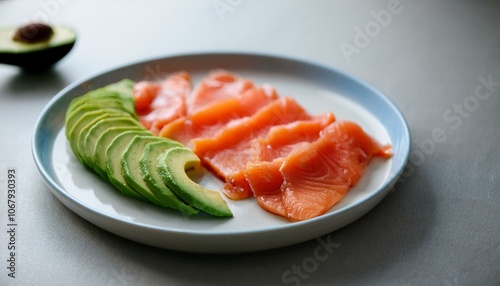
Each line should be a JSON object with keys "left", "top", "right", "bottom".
{"left": 32, "top": 51, "right": 411, "bottom": 252}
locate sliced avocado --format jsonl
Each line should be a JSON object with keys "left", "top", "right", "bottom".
{"left": 67, "top": 110, "right": 113, "bottom": 164}
{"left": 64, "top": 78, "right": 233, "bottom": 218}
{"left": 139, "top": 141, "right": 199, "bottom": 215}
{"left": 121, "top": 135, "right": 167, "bottom": 207}
{"left": 0, "top": 23, "right": 76, "bottom": 70}
{"left": 66, "top": 85, "right": 136, "bottom": 117}
{"left": 157, "top": 147, "right": 233, "bottom": 217}
{"left": 105, "top": 131, "right": 152, "bottom": 201}
{"left": 100, "top": 79, "right": 135, "bottom": 98}
{"left": 67, "top": 91, "right": 122, "bottom": 114}
{"left": 69, "top": 111, "right": 130, "bottom": 165}
{"left": 93, "top": 127, "right": 150, "bottom": 179}
{"left": 83, "top": 117, "right": 143, "bottom": 167}
{"left": 65, "top": 104, "right": 132, "bottom": 137}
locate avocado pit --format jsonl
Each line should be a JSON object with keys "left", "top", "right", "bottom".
{"left": 0, "top": 23, "right": 76, "bottom": 70}
{"left": 13, "top": 23, "right": 54, "bottom": 44}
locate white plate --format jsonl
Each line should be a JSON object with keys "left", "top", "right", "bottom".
{"left": 32, "top": 53, "right": 410, "bottom": 253}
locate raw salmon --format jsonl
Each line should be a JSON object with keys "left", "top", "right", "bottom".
{"left": 245, "top": 159, "right": 287, "bottom": 216}
{"left": 187, "top": 70, "right": 254, "bottom": 114}
{"left": 134, "top": 72, "right": 190, "bottom": 135}
{"left": 248, "top": 121, "right": 392, "bottom": 221}
{"left": 244, "top": 113, "right": 335, "bottom": 216}
{"left": 132, "top": 70, "right": 393, "bottom": 222}
{"left": 192, "top": 97, "right": 312, "bottom": 199}
{"left": 256, "top": 112, "right": 336, "bottom": 161}
{"left": 134, "top": 81, "right": 160, "bottom": 112}
{"left": 159, "top": 85, "right": 278, "bottom": 147}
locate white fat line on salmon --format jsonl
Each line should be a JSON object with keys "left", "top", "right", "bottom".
{"left": 339, "top": 0, "right": 408, "bottom": 64}
{"left": 281, "top": 234, "right": 340, "bottom": 286}
{"left": 395, "top": 73, "right": 499, "bottom": 186}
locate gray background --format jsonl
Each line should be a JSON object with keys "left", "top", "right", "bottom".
{"left": 1, "top": 0, "right": 499, "bottom": 285}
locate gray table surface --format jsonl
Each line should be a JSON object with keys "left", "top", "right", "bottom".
{"left": 1, "top": 0, "right": 499, "bottom": 285}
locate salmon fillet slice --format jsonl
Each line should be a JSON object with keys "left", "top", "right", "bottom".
{"left": 159, "top": 85, "right": 278, "bottom": 147}
{"left": 246, "top": 159, "right": 287, "bottom": 217}
{"left": 256, "top": 112, "right": 336, "bottom": 161}
{"left": 192, "top": 97, "right": 312, "bottom": 200}
{"left": 243, "top": 113, "right": 335, "bottom": 216}
{"left": 248, "top": 121, "right": 392, "bottom": 221}
{"left": 133, "top": 70, "right": 394, "bottom": 222}
{"left": 134, "top": 72, "right": 190, "bottom": 135}
{"left": 187, "top": 69, "right": 254, "bottom": 114}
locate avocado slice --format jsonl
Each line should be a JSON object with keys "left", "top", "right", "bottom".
{"left": 68, "top": 111, "right": 130, "bottom": 166}
{"left": 65, "top": 79, "right": 136, "bottom": 130}
{"left": 105, "top": 131, "right": 152, "bottom": 201}
{"left": 93, "top": 126, "right": 150, "bottom": 179}
{"left": 67, "top": 110, "right": 113, "bottom": 164}
{"left": 157, "top": 147, "right": 233, "bottom": 217}
{"left": 65, "top": 104, "right": 132, "bottom": 138}
{"left": 0, "top": 23, "right": 76, "bottom": 70}
{"left": 64, "top": 78, "right": 233, "bottom": 218}
{"left": 66, "top": 80, "right": 136, "bottom": 117}
{"left": 139, "top": 141, "right": 199, "bottom": 215}
{"left": 83, "top": 117, "right": 143, "bottom": 168}
{"left": 121, "top": 135, "right": 167, "bottom": 207}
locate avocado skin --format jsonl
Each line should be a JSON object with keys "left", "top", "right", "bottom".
{"left": 0, "top": 41, "right": 75, "bottom": 70}
{"left": 0, "top": 25, "right": 76, "bottom": 70}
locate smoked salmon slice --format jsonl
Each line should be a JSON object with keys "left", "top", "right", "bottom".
{"left": 256, "top": 112, "right": 336, "bottom": 161}
{"left": 248, "top": 121, "right": 392, "bottom": 221}
{"left": 134, "top": 81, "right": 160, "bottom": 112}
{"left": 192, "top": 97, "right": 312, "bottom": 200}
{"left": 187, "top": 70, "right": 254, "bottom": 114}
{"left": 134, "top": 72, "right": 190, "bottom": 135}
{"left": 159, "top": 85, "right": 278, "bottom": 147}
{"left": 244, "top": 113, "right": 335, "bottom": 216}
{"left": 223, "top": 113, "right": 335, "bottom": 201}
{"left": 132, "top": 70, "right": 393, "bottom": 222}
{"left": 246, "top": 159, "right": 287, "bottom": 217}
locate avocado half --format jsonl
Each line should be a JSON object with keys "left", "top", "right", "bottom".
{"left": 0, "top": 24, "right": 76, "bottom": 70}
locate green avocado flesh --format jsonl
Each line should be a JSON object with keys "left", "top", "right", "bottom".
{"left": 66, "top": 79, "right": 136, "bottom": 117}
{"left": 105, "top": 131, "right": 152, "bottom": 201}
{"left": 93, "top": 126, "right": 148, "bottom": 179}
{"left": 158, "top": 147, "right": 233, "bottom": 217}
{"left": 64, "top": 79, "right": 232, "bottom": 217}
{"left": 83, "top": 117, "right": 142, "bottom": 167}
{"left": 65, "top": 104, "right": 134, "bottom": 137}
{"left": 121, "top": 135, "right": 166, "bottom": 205}
{"left": 0, "top": 25, "right": 76, "bottom": 69}
{"left": 68, "top": 111, "right": 131, "bottom": 166}
{"left": 139, "top": 141, "right": 198, "bottom": 215}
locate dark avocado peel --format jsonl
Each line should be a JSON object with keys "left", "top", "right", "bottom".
{"left": 0, "top": 22, "right": 76, "bottom": 70}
